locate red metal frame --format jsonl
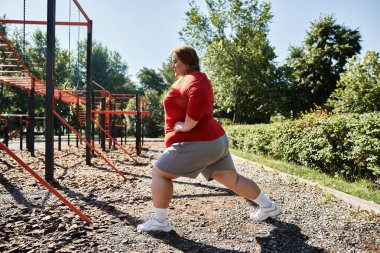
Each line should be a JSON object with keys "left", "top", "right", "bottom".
{"left": 0, "top": 141, "right": 92, "bottom": 224}
{"left": 0, "top": 0, "right": 91, "bottom": 29}
{"left": 91, "top": 117, "right": 137, "bottom": 164}
{"left": 0, "top": 32, "right": 86, "bottom": 104}
{"left": 53, "top": 110, "right": 128, "bottom": 180}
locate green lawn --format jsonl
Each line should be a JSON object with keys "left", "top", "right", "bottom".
{"left": 230, "top": 149, "right": 380, "bottom": 205}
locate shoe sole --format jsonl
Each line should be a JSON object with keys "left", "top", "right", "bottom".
{"left": 137, "top": 226, "right": 173, "bottom": 232}
{"left": 250, "top": 208, "right": 282, "bottom": 221}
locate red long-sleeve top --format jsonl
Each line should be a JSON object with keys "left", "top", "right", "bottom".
{"left": 163, "top": 72, "right": 225, "bottom": 148}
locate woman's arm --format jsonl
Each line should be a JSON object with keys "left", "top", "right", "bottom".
{"left": 174, "top": 115, "right": 199, "bottom": 133}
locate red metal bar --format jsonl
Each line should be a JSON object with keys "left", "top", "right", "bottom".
{"left": 72, "top": 0, "right": 90, "bottom": 22}
{"left": 92, "top": 81, "right": 105, "bottom": 90}
{"left": 0, "top": 141, "right": 92, "bottom": 224}
{"left": 53, "top": 110, "right": 128, "bottom": 180}
{"left": 92, "top": 110, "right": 150, "bottom": 115}
{"left": 59, "top": 89, "right": 86, "bottom": 93}
{"left": 91, "top": 117, "right": 137, "bottom": 164}
{"left": 0, "top": 19, "right": 88, "bottom": 26}
{"left": 112, "top": 94, "right": 136, "bottom": 97}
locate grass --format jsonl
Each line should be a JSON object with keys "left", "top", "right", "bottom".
{"left": 230, "top": 149, "right": 380, "bottom": 205}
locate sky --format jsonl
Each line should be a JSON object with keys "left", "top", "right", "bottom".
{"left": 1, "top": 0, "right": 379, "bottom": 83}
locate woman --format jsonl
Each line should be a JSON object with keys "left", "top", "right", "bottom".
{"left": 137, "top": 45, "right": 281, "bottom": 232}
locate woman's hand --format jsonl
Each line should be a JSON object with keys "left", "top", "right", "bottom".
{"left": 174, "top": 116, "right": 199, "bottom": 133}
{"left": 174, "top": 121, "right": 185, "bottom": 132}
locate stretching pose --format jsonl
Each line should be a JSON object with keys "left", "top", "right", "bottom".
{"left": 137, "top": 45, "right": 281, "bottom": 232}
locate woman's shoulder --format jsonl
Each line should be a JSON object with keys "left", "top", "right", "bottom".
{"left": 183, "top": 72, "right": 208, "bottom": 85}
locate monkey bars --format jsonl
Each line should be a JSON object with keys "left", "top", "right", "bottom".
{"left": 0, "top": 32, "right": 86, "bottom": 104}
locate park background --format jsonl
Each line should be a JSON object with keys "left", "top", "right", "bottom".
{"left": 1, "top": 0, "right": 379, "bottom": 202}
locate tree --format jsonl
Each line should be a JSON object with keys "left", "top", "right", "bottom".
{"left": 75, "top": 40, "right": 136, "bottom": 93}
{"left": 26, "top": 29, "right": 73, "bottom": 88}
{"left": 137, "top": 67, "right": 167, "bottom": 95}
{"left": 284, "top": 15, "right": 361, "bottom": 114}
{"left": 327, "top": 51, "right": 380, "bottom": 113}
{"left": 159, "top": 57, "right": 176, "bottom": 87}
{"left": 142, "top": 89, "right": 165, "bottom": 137}
{"left": 180, "top": 0, "right": 277, "bottom": 123}
{"left": 0, "top": 14, "right": 8, "bottom": 35}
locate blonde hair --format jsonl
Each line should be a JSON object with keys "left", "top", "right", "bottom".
{"left": 171, "top": 45, "right": 200, "bottom": 88}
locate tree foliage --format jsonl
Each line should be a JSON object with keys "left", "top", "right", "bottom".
{"left": 284, "top": 15, "right": 361, "bottom": 114}
{"left": 75, "top": 41, "right": 136, "bottom": 93}
{"left": 137, "top": 67, "right": 167, "bottom": 95}
{"left": 180, "top": 0, "right": 277, "bottom": 123}
{"left": 142, "top": 89, "right": 164, "bottom": 137}
{"left": 327, "top": 51, "right": 380, "bottom": 113}
{"left": 159, "top": 57, "right": 176, "bottom": 87}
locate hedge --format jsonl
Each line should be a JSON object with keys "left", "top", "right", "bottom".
{"left": 225, "top": 113, "right": 380, "bottom": 182}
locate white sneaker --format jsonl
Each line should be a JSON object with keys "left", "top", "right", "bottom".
{"left": 137, "top": 217, "right": 172, "bottom": 232}
{"left": 250, "top": 202, "right": 282, "bottom": 221}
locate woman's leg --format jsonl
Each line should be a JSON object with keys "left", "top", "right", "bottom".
{"left": 212, "top": 169, "right": 281, "bottom": 221}
{"left": 151, "top": 165, "right": 178, "bottom": 208}
{"left": 137, "top": 166, "right": 178, "bottom": 232}
{"left": 211, "top": 170, "right": 261, "bottom": 200}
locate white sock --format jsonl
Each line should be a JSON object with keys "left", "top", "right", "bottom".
{"left": 253, "top": 192, "right": 272, "bottom": 208}
{"left": 154, "top": 207, "right": 168, "bottom": 222}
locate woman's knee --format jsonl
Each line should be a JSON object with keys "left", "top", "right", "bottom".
{"left": 153, "top": 165, "right": 178, "bottom": 180}
{"left": 212, "top": 170, "right": 239, "bottom": 186}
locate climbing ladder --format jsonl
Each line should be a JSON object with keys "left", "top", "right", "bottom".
{"left": 0, "top": 33, "right": 85, "bottom": 104}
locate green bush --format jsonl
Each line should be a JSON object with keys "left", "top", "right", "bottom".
{"left": 225, "top": 112, "right": 380, "bottom": 182}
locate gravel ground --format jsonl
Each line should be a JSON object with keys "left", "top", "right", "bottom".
{"left": 0, "top": 141, "right": 379, "bottom": 253}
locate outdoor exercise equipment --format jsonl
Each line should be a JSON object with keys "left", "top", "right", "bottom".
{"left": 0, "top": 0, "right": 148, "bottom": 224}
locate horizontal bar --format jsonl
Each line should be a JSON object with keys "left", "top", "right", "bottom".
{"left": 0, "top": 65, "right": 18, "bottom": 67}
{"left": 0, "top": 114, "right": 27, "bottom": 117}
{"left": 0, "top": 70, "right": 26, "bottom": 73}
{"left": 0, "top": 19, "right": 88, "bottom": 26}
{"left": 92, "top": 110, "right": 150, "bottom": 115}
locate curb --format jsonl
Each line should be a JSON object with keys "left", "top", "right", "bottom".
{"left": 232, "top": 155, "right": 380, "bottom": 215}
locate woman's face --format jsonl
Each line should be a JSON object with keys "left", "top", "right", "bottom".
{"left": 172, "top": 54, "right": 188, "bottom": 78}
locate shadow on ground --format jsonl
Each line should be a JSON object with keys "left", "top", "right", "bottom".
{"left": 256, "top": 218, "right": 326, "bottom": 252}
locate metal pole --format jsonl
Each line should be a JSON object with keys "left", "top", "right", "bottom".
{"left": 4, "top": 126, "right": 9, "bottom": 146}
{"left": 141, "top": 103, "right": 144, "bottom": 146}
{"left": 19, "top": 117, "right": 23, "bottom": 150}
{"left": 85, "top": 20, "right": 93, "bottom": 165}
{"left": 45, "top": 0, "right": 56, "bottom": 182}
{"left": 101, "top": 91, "right": 106, "bottom": 150}
{"left": 27, "top": 78, "right": 35, "bottom": 156}
{"left": 124, "top": 118, "right": 127, "bottom": 144}
{"left": 58, "top": 120, "right": 61, "bottom": 151}
{"left": 91, "top": 88, "right": 95, "bottom": 154}
{"left": 112, "top": 103, "right": 116, "bottom": 150}
{"left": 136, "top": 93, "right": 141, "bottom": 155}
{"left": 67, "top": 113, "right": 70, "bottom": 146}
{"left": 108, "top": 102, "right": 112, "bottom": 150}
{"left": 76, "top": 97, "right": 79, "bottom": 147}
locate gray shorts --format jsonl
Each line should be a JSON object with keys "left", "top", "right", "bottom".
{"left": 155, "top": 134, "right": 236, "bottom": 180}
